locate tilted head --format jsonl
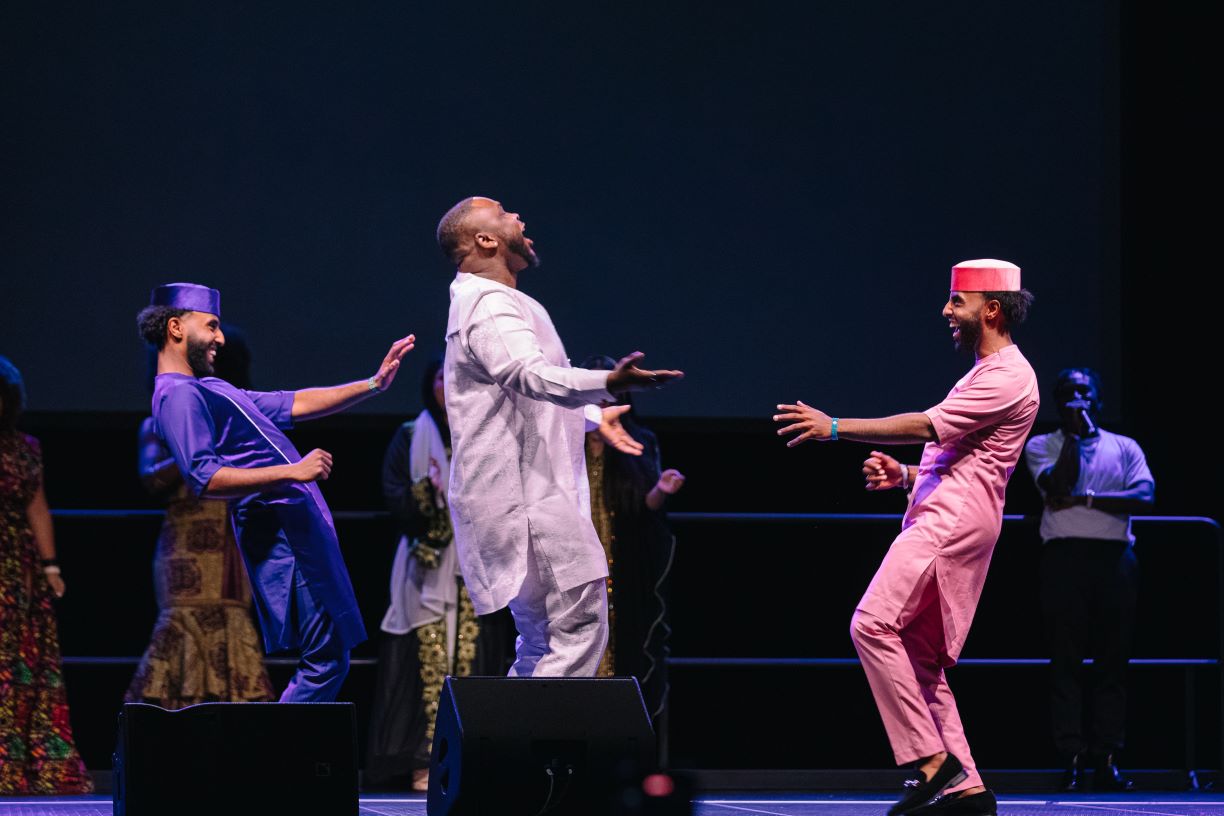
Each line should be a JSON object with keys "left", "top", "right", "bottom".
{"left": 136, "top": 283, "right": 226, "bottom": 378}
{"left": 941, "top": 259, "right": 1034, "bottom": 354}
{"left": 436, "top": 196, "right": 538, "bottom": 272}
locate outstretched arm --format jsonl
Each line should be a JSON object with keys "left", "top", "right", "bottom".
{"left": 292, "top": 334, "right": 415, "bottom": 421}
{"left": 774, "top": 402, "right": 936, "bottom": 447}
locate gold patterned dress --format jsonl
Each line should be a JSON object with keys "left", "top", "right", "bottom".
{"left": 125, "top": 431, "right": 274, "bottom": 708}
{"left": 365, "top": 417, "right": 513, "bottom": 788}
{"left": 0, "top": 431, "right": 92, "bottom": 794}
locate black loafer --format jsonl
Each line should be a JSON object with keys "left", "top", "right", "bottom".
{"left": 1094, "top": 754, "right": 1135, "bottom": 792}
{"left": 1061, "top": 754, "right": 1083, "bottom": 793}
{"left": 908, "top": 789, "right": 998, "bottom": 816}
{"left": 888, "top": 754, "right": 968, "bottom": 816}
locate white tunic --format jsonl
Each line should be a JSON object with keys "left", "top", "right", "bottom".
{"left": 444, "top": 272, "right": 614, "bottom": 615}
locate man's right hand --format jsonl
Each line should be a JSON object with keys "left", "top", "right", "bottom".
{"left": 292, "top": 449, "right": 334, "bottom": 482}
{"left": 863, "top": 450, "right": 903, "bottom": 491}
{"left": 605, "top": 351, "right": 684, "bottom": 394}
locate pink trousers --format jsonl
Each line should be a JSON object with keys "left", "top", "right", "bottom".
{"left": 850, "top": 564, "right": 983, "bottom": 793}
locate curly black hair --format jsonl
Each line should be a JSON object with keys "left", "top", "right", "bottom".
{"left": 983, "top": 288, "right": 1035, "bottom": 329}
{"left": 0, "top": 355, "right": 27, "bottom": 432}
{"left": 136, "top": 305, "right": 190, "bottom": 349}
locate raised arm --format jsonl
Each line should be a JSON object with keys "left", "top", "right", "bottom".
{"left": 1038, "top": 435, "right": 1082, "bottom": 496}
{"left": 464, "top": 292, "right": 612, "bottom": 408}
{"left": 291, "top": 334, "right": 415, "bottom": 421}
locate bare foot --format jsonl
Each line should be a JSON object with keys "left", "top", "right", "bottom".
{"left": 411, "top": 768, "right": 429, "bottom": 792}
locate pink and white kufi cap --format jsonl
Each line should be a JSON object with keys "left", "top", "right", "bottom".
{"left": 950, "top": 259, "right": 1021, "bottom": 292}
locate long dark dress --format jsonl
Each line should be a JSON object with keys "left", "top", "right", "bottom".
{"left": 587, "top": 426, "right": 674, "bottom": 722}
{"left": 364, "top": 420, "right": 514, "bottom": 788}
{"left": 0, "top": 432, "right": 92, "bottom": 794}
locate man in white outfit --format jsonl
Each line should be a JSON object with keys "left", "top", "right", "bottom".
{"left": 438, "top": 196, "right": 683, "bottom": 677}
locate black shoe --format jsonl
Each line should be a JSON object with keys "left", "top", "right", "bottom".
{"left": 888, "top": 754, "right": 968, "bottom": 816}
{"left": 1061, "top": 754, "right": 1083, "bottom": 793}
{"left": 1094, "top": 754, "right": 1135, "bottom": 792}
{"left": 908, "top": 789, "right": 998, "bottom": 816}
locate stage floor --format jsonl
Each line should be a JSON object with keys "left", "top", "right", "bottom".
{"left": 4, "top": 794, "right": 1224, "bottom": 815}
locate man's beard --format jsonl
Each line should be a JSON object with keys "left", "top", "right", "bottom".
{"left": 955, "top": 313, "right": 982, "bottom": 354}
{"left": 186, "top": 336, "right": 217, "bottom": 377}
{"left": 507, "top": 233, "right": 540, "bottom": 268}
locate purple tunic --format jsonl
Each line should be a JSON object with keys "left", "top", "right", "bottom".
{"left": 151, "top": 373, "right": 366, "bottom": 651}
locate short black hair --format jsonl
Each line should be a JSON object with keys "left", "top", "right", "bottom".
{"left": 982, "top": 288, "right": 1035, "bottom": 329}
{"left": 136, "top": 305, "right": 190, "bottom": 349}
{"left": 1054, "top": 366, "right": 1103, "bottom": 395}
{"left": 0, "top": 355, "right": 26, "bottom": 431}
{"left": 436, "top": 197, "right": 478, "bottom": 265}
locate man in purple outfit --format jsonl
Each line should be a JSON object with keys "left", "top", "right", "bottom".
{"left": 136, "top": 282, "right": 414, "bottom": 701}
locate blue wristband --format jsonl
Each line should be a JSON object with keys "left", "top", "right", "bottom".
{"left": 831, "top": 417, "right": 839, "bottom": 441}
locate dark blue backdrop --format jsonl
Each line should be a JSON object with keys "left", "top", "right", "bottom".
{"left": 3, "top": 1, "right": 1118, "bottom": 419}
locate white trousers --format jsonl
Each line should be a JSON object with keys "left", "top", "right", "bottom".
{"left": 506, "top": 544, "right": 609, "bottom": 677}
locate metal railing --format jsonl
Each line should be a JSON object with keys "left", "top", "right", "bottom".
{"left": 50, "top": 509, "right": 1222, "bottom": 776}
{"left": 662, "top": 513, "right": 1223, "bottom": 780}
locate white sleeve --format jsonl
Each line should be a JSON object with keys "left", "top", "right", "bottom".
{"left": 464, "top": 290, "right": 613, "bottom": 409}
{"left": 583, "top": 404, "right": 603, "bottom": 432}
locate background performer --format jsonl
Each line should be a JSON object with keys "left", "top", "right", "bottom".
{"left": 1025, "top": 367, "right": 1153, "bottom": 792}
{"left": 774, "top": 260, "right": 1038, "bottom": 816}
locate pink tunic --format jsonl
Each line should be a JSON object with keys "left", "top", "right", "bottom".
{"left": 859, "top": 344, "right": 1039, "bottom": 662}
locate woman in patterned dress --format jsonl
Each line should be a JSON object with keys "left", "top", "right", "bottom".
{"left": 365, "top": 359, "right": 513, "bottom": 791}
{"left": 0, "top": 356, "right": 92, "bottom": 794}
{"left": 124, "top": 328, "right": 275, "bottom": 708}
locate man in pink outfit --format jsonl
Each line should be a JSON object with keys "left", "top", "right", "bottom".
{"left": 775, "top": 260, "right": 1039, "bottom": 816}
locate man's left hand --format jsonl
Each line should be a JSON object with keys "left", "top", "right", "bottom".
{"left": 599, "top": 405, "right": 645, "bottom": 456}
{"left": 370, "top": 334, "right": 416, "bottom": 391}
{"left": 774, "top": 401, "right": 835, "bottom": 447}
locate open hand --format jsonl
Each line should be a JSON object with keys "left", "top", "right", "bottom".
{"left": 599, "top": 404, "right": 645, "bottom": 456}
{"left": 605, "top": 352, "right": 684, "bottom": 394}
{"left": 370, "top": 334, "right": 416, "bottom": 392}
{"left": 46, "top": 571, "right": 66, "bottom": 598}
{"left": 293, "top": 448, "right": 334, "bottom": 482}
{"left": 774, "top": 401, "right": 835, "bottom": 447}
{"left": 656, "top": 468, "right": 686, "bottom": 495}
{"left": 863, "top": 451, "right": 903, "bottom": 491}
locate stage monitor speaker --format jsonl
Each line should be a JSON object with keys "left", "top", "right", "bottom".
{"left": 114, "top": 702, "right": 358, "bottom": 816}
{"left": 428, "top": 676, "right": 657, "bottom": 816}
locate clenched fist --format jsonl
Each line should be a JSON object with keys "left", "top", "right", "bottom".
{"left": 292, "top": 449, "right": 334, "bottom": 482}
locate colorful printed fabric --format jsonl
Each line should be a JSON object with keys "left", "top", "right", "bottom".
{"left": 125, "top": 481, "right": 275, "bottom": 708}
{"left": 0, "top": 432, "right": 92, "bottom": 794}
